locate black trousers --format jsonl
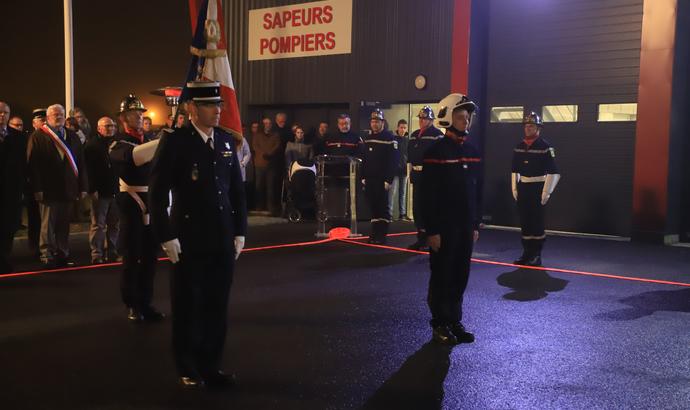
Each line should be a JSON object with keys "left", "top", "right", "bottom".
{"left": 0, "top": 227, "right": 15, "bottom": 273}
{"left": 365, "top": 178, "right": 391, "bottom": 222}
{"left": 117, "top": 194, "right": 157, "bottom": 309}
{"left": 26, "top": 196, "right": 41, "bottom": 251}
{"left": 171, "top": 251, "right": 234, "bottom": 376}
{"left": 427, "top": 229, "right": 473, "bottom": 327}
{"left": 411, "top": 181, "right": 426, "bottom": 242}
{"left": 517, "top": 182, "right": 545, "bottom": 255}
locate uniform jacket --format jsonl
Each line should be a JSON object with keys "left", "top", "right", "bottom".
{"left": 84, "top": 135, "right": 118, "bottom": 197}
{"left": 407, "top": 126, "right": 444, "bottom": 184}
{"left": 511, "top": 137, "right": 558, "bottom": 177}
{"left": 420, "top": 136, "right": 476, "bottom": 236}
{"left": 149, "top": 125, "right": 247, "bottom": 255}
{"left": 316, "top": 131, "right": 363, "bottom": 157}
{"left": 27, "top": 126, "right": 87, "bottom": 201}
{"left": 361, "top": 130, "right": 399, "bottom": 183}
{"left": 1, "top": 127, "right": 27, "bottom": 231}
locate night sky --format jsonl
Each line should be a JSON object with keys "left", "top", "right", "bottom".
{"left": 3, "top": 0, "right": 192, "bottom": 126}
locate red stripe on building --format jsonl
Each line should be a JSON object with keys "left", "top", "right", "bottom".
{"left": 632, "top": 0, "right": 677, "bottom": 241}
{"left": 451, "top": 0, "right": 472, "bottom": 94}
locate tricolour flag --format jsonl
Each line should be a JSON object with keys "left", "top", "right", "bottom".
{"left": 183, "top": 0, "right": 242, "bottom": 137}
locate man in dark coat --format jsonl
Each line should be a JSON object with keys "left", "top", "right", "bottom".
{"left": 27, "top": 104, "right": 87, "bottom": 268}
{"left": 0, "top": 102, "right": 27, "bottom": 273}
{"left": 150, "top": 80, "right": 247, "bottom": 389}
{"left": 84, "top": 116, "right": 120, "bottom": 264}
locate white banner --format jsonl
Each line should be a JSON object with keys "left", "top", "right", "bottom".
{"left": 248, "top": 0, "right": 352, "bottom": 61}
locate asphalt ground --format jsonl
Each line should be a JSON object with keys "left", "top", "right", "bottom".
{"left": 1, "top": 220, "right": 689, "bottom": 409}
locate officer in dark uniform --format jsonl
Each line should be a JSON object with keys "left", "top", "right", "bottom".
{"left": 511, "top": 112, "right": 560, "bottom": 266}
{"left": 25, "top": 109, "right": 47, "bottom": 255}
{"left": 407, "top": 106, "right": 444, "bottom": 250}
{"left": 315, "top": 113, "right": 362, "bottom": 157}
{"left": 149, "top": 81, "right": 247, "bottom": 389}
{"left": 0, "top": 102, "right": 27, "bottom": 273}
{"left": 421, "top": 93, "right": 480, "bottom": 345}
{"left": 362, "top": 109, "right": 399, "bottom": 244}
{"left": 109, "top": 94, "right": 165, "bottom": 322}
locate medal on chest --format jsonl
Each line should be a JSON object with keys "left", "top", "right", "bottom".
{"left": 191, "top": 163, "right": 199, "bottom": 181}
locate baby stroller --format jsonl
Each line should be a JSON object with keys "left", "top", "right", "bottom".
{"left": 283, "top": 158, "right": 317, "bottom": 222}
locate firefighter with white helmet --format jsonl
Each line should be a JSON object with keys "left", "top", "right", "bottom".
{"left": 420, "top": 93, "right": 480, "bottom": 345}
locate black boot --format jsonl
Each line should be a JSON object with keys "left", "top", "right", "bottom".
{"left": 513, "top": 239, "right": 530, "bottom": 265}
{"left": 432, "top": 325, "right": 458, "bottom": 345}
{"left": 524, "top": 239, "right": 543, "bottom": 266}
{"left": 449, "top": 323, "right": 475, "bottom": 344}
{"left": 379, "top": 222, "right": 389, "bottom": 245}
{"left": 368, "top": 222, "right": 381, "bottom": 244}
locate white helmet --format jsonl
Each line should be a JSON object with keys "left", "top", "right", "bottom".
{"left": 436, "top": 93, "right": 478, "bottom": 128}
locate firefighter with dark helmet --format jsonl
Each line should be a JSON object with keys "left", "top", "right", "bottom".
{"left": 362, "top": 108, "right": 399, "bottom": 244}
{"left": 407, "top": 105, "right": 444, "bottom": 250}
{"left": 109, "top": 93, "right": 165, "bottom": 322}
{"left": 420, "top": 93, "right": 480, "bottom": 345}
{"left": 511, "top": 112, "right": 560, "bottom": 266}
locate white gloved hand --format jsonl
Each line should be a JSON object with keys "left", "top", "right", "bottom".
{"left": 511, "top": 172, "right": 518, "bottom": 201}
{"left": 384, "top": 181, "right": 391, "bottom": 191}
{"left": 161, "top": 238, "right": 182, "bottom": 264}
{"left": 541, "top": 192, "right": 550, "bottom": 205}
{"left": 234, "top": 236, "right": 245, "bottom": 260}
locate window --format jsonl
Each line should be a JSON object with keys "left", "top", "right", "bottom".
{"left": 598, "top": 103, "right": 637, "bottom": 122}
{"left": 490, "top": 106, "right": 524, "bottom": 123}
{"left": 542, "top": 105, "right": 578, "bottom": 122}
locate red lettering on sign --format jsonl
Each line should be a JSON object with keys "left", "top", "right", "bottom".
{"left": 313, "top": 7, "right": 323, "bottom": 24}
{"left": 323, "top": 6, "right": 333, "bottom": 23}
{"left": 325, "top": 32, "right": 336, "bottom": 49}
{"left": 260, "top": 38, "right": 269, "bottom": 54}
{"left": 315, "top": 32, "right": 326, "bottom": 50}
{"left": 304, "top": 33, "right": 314, "bottom": 52}
{"left": 263, "top": 13, "right": 272, "bottom": 30}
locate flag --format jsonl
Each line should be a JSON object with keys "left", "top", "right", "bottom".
{"left": 183, "top": 0, "right": 242, "bottom": 137}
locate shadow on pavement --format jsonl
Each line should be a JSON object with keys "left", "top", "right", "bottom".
{"left": 361, "top": 341, "right": 452, "bottom": 410}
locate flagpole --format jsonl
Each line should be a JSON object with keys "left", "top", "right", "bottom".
{"left": 64, "top": 0, "right": 74, "bottom": 112}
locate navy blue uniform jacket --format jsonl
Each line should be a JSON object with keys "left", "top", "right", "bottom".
{"left": 420, "top": 137, "right": 475, "bottom": 236}
{"left": 149, "top": 126, "right": 247, "bottom": 255}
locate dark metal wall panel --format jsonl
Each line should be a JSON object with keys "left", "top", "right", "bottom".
{"left": 482, "top": 0, "right": 643, "bottom": 236}
{"left": 225, "top": 0, "right": 454, "bottom": 124}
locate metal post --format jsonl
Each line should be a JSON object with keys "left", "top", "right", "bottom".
{"left": 348, "top": 157, "right": 362, "bottom": 237}
{"left": 316, "top": 155, "right": 328, "bottom": 238}
{"left": 63, "top": 0, "right": 74, "bottom": 112}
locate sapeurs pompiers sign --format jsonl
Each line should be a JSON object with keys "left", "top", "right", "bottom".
{"left": 248, "top": 0, "right": 353, "bottom": 61}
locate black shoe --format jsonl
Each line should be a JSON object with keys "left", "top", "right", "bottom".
{"left": 91, "top": 257, "right": 104, "bottom": 265}
{"left": 141, "top": 306, "right": 166, "bottom": 322}
{"left": 179, "top": 376, "right": 205, "bottom": 389}
{"left": 127, "top": 308, "right": 143, "bottom": 322}
{"left": 203, "top": 370, "right": 236, "bottom": 390}
{"left": 524, "top": 255, "right": 542, "bottom": 266}
{"left": 513, "top": 254, "right": 529, "bottom": 265}
{"left": 40, "top": 261, "right": 56, "bottom": 270}
{"left": 55, "top": 257, "right": 76, "bottom": 268}
{"left": 449, "top": 323, "right": 475, "bottom": 344}
{"left": 432, "top": 326, "right": 458, "bottom": 345}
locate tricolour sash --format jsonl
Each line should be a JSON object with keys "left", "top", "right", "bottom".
{"left": 41, "top": 125, "right": 78, "bottom": 177}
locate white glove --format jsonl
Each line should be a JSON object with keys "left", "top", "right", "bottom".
{"left": 384, "top": 181, "right": 391, "bottom": 191}
{"left": 541, "top": 192, "right": 550, "bottom": 205}
{"left": 511, "top": 172, "right": 518, "bottom": 201}
{"left": 234, "top": 236, "right": 245, "bottom": 260}
{"left": 541, "top": 174, "right": 561, "bottom": 205}
{"left": 132, "top": 139, "right": 161, "bottom": 166}
{"left": 161, "top": 238, "right": 182, "bottom": 264}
